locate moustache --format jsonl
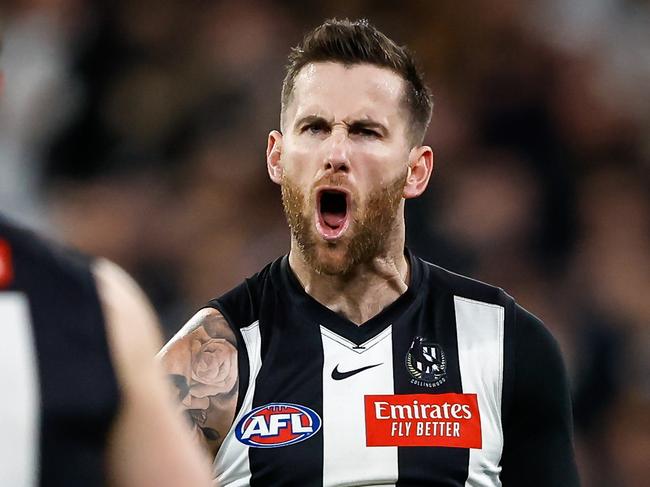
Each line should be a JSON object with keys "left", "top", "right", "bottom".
{"left": 310, "top": 174, "right": 355, "bottom": 196}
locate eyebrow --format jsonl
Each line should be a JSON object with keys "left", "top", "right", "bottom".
{"left": 294, "top": 115, "right": 330, "bottom": 130}
{"left": 294, "top": 115, "right": 389, "bottom": 135}
{"left": 348, "top": 119, "right": 388, "bottom": 136}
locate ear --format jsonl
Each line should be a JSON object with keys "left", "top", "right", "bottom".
{"left": 403, "top": 145, "right": 434, "bottom": 199}
{"left": 266, "top": 130, "right": 284, "bottom": 184}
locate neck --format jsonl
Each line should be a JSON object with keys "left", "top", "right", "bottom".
{"left": 289, "top": 215, "right": 409, "bottom": 325}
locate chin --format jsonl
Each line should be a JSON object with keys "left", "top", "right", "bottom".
{"left": 310, "top": 242, "right": 355, "bottom": 276}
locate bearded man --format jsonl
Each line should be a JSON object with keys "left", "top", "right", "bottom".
{"left": 160, "top": 19, "right": 579, "bottom": 486}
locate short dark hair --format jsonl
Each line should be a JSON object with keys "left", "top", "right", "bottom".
{"left": 281, "top": 18, "right": 433, "bottom": 145}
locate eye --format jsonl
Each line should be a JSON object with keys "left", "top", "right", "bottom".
{"left": 350, "top": 126, "right": 381, "bottom": 138}
{"left": 301, "top": 122, "right": 330, "bottom": 135}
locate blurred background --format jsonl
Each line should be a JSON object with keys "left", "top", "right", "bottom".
{"left": 0, "top": 1, "right": 648, "bottom": 485}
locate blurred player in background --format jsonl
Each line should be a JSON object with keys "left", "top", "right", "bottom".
{"left": 160, "top": 19, "right": 579, "bottom": 485}
{"left": 0, "top": 214, "right": 214, "bottom": 487}
{"left": 0, "top": 52, "right": 212, "bottom": 487}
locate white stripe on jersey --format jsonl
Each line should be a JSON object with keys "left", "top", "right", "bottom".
{"left": 0, "top": 293, "right": 40, "bottom": 487}
{"left": 454, "top": 296, "right": 504, "bottom": 487}
{"left": 321, "top": 325, "right": 398, "bottom": 487}
{"left": 214, "top": 320, "right": 262, "bottom": 486}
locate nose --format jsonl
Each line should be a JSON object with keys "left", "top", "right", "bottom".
{"left": 323, "top": 130, "right": 350, "bottom": 173}
{"left": 325, "top": 157, "right": 349, "bottom": 173}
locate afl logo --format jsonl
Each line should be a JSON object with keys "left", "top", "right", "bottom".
{"left": 235, "top": 403, "right": 321, "bottom": 448}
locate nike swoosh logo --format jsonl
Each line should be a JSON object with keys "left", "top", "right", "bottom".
{"left": 331, "top": 363, "right": 382, "bottom": 380}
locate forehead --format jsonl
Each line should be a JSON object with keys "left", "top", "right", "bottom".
{"left": 287, "top": 62, "right": 406, "bottom": 124}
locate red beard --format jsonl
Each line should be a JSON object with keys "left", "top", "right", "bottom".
{"left": 281, "top": 171, "right": 406, "bottom": 276}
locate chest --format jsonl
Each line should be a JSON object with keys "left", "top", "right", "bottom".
{"left": 216, "top": 295, "right": 506, "bottom": 487}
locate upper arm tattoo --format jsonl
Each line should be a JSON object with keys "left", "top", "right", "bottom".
{"left": 159, "top": 308, "right": 238, "bottom": 454}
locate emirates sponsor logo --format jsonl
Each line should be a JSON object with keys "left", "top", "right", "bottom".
{"left": 364, "top": 393, "right": 482, "bottom": 448}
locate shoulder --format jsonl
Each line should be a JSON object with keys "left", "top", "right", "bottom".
{"left": 206, "top": 256, "right": 283, "bottom": 330}
{"left": 421, "top": 258, "right": 561, "bottom": 356}
{"left": 418, "top": 257, "right": 561, "bottom": 359}
{"left": 164, "top": 307, "right": 236, "bottom": 348}
{"left": 512, "top": 303, "right": 560, "bottom": 355}
{"left": 506, "top": 303, "right": 566, "bottom": 401}
{"left": 419, "top": 257, "right": 513, "bottom": 308}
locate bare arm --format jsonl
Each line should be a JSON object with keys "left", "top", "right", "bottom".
{"left": 93, "top": 259, "right": 213, "bottom": 487}
{"left": 158, "top": 307, "right": 239, "bottom": 458}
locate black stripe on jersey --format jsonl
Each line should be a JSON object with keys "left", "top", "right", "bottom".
{"left": 248, "top": 267, "right": 325, "bottom": 487}
{"left": 392, "top": 261, "right": 469, "bottom": 487}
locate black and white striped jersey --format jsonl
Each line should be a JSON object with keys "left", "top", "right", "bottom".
{"left": 208, "top": 251, "right": 579, "bottom": 486}
{"left": 0, "top": 215, "right": 119, "bottom": 487}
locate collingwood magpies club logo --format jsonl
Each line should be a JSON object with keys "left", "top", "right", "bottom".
{"left": 406, "top": 337, "right": 447, "bottom": 388}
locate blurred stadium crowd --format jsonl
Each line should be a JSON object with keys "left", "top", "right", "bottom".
{"left": 0, "top": 1, "right": 648, "bottom": 485}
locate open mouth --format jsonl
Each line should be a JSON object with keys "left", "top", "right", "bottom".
{"left": 316, "top": 189, "right": 350, "bottom": 240}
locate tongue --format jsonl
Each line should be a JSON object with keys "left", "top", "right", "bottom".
{"left": 322, "top": 211, "right": 346, "bottom": 228}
